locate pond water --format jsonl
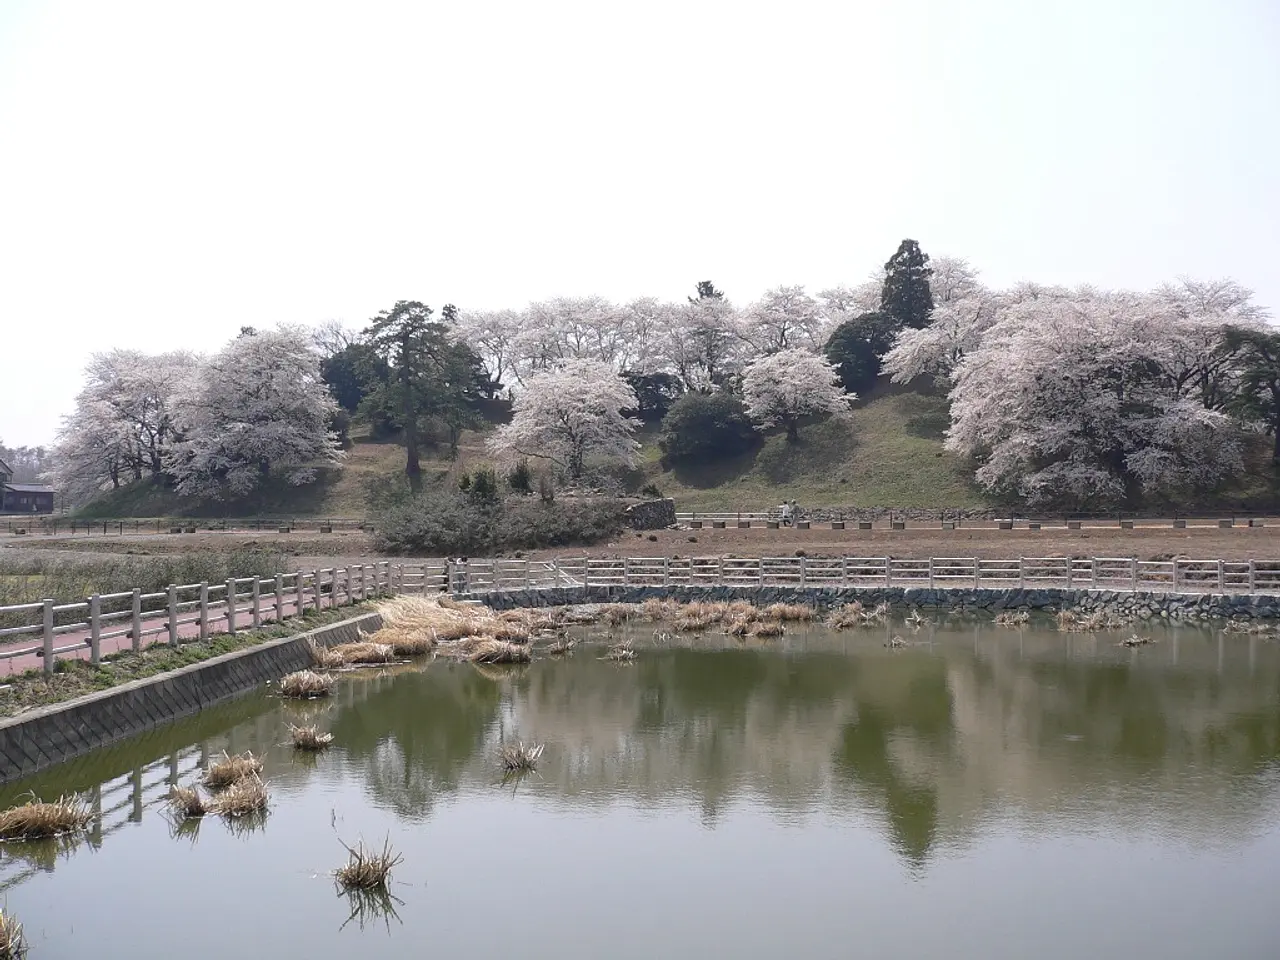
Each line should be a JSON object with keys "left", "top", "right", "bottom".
{"left": 2, "top": 616, "right": 1280, "bottom": 959}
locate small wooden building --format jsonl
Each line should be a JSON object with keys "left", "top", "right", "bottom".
{"left": 0, "top": 457, "right": 56, "bottom": 514}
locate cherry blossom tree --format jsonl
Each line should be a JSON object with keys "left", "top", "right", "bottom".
{"left": 944, "top": 290, "right": 1243, "bottom": 506}
{"left": 738, "top": 285, "right": 829, "bottom": 354}
{"left": 741, "top": 348, "right": 850, "bottom": 443}
{"left": 167, "top": 326, "right": 342, "bottom": 497}
{"left": 486, "top": 359, "right": 640, "bottom": 480}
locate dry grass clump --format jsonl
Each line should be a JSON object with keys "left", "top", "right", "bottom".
{"left": 335, "top": 836, "right": 402, "bottom": 891}
{"left": 1223, "top": 619, "right": 1272, "bottom": 635}
{"left": 0, "top": 907, "right": 24, "bottom": 960}
{"left": 499, "top": 608, "right": 560, "bottom": 632}
{"left": 280, "top": 670, "right": 335, "bottom": 698}
{"left": 203, "top": 751, "right": 263, "bottom": 789}
{"left": 376, "top": 595, "right": 527, "bottom": 645}
{"left": 289, "top": 724, "right": 334, "bottom": 751}
{"left": 499, "top": 740, "right": 545, "bottom": 772}
{"left": 1120, "top": 633, "right": 1155, "bottom": 647}
{"left": 763, "top": 603, "right": 815, "bottom": 622}
{"left": 993, "top": 611, "right": 1031, "bottom": 627}
{"left": 749, "top": 620, "right": 784, "bottom": 637}
{"left": 1057, "top": 610, "right": 1131, "bottom": 633}
{"left": 332, "top": 642, "right": 396, "bottom": 665}
{"left": 210, "top": 774, "right": 269, "bottom": 817}
{"left": 167, "top": 785, "right": 209, "bottom": 820}
{"left": 605, "top": 641, "right": 636, "bottom": 662}
{"left": 674, "top": 610, "right": 716, "bottom": 632}
{"left": 825, "top": 604, "right": 864, "bottom": 629}
{"left": 886, "top": 635, "right": 907, "bottom": 649}
{"left": 0, "top": 794, "right": 93, "bottom": 841}
{"left": 639, "top": 598, "right": 682, "bottom": 622}
{"left": 308, "top": 640, "right": 348, "bottom": 669}
{"left": 372, "top": 627, "right": 436, "bottom": 656}
{"left": 545, "top": 636, "right": 576, "bottom": 655}
{"left": 466, "top": 639, "right": 533, "bottom": 664}
{"left": 600, "top": 604, "right": 633, "bottom": 626}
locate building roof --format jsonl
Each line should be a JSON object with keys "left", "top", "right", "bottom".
{"left": 0, "top": 457, "right": 11, "bottom": 476}
{"left": 3, "top": 483, "right": 54, "bottom": 494}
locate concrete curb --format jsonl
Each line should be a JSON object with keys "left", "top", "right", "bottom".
{"left": 0, "top": 611, "right": 383, "bottom": 784}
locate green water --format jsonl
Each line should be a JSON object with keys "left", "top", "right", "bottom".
{"left": 2, "top": 618, "right": 1279, "bottom": 959}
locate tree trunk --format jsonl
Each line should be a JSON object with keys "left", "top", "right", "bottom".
{"left": 401, "top": 337, "right": 422, "bottom": 494}
{"left": 786, "top": 420, "right": 799, "bottom": 444}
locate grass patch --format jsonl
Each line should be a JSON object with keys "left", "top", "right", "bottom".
{"left": 167, "top": 785, "right": 209, "bottom": 820}
{"left": 335, "top": 836, "right": 402, "bottom": 891}
{"left": 289, "top": 724, "right": 334, "bottom": 751}
{"left": 202, "top": 751, "right": 263, "bottom": 789}
{"left": 498, "top": 741, "right": 544, "bottom": 772}
{"left": 0, "top": 907, "right": 24, "bottom": 959}
{"left": 210, "top": 774, "right": 269, "bottom": 817}
{"left": 0, "top": 794, "right": 93, "bottom": 841}
{"left": 279, "top": 670, "right": 334, "bottom": 699}
{"left": 462, "top": 639, "right": 532, "bottom": 664}
{"left": 0, "top": 604, "right": 376, "bottom": 719}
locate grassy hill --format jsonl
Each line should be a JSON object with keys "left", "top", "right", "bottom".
{"left": 72, "top": 387, "right": 992, "bottom": 518}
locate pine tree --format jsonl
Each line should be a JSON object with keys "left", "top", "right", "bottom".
{"left": 880, "top": 239, "right": 934, "bottom": 330}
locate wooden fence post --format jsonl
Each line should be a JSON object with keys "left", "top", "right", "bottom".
{"left": 311, "top": 569, "right": 321, "bottom": 612}
{"left": 1018, "top": 558, "right": 1025, "bottom": 588}
{"left": 884, "top": 558, "right": 892, "bottom": 588}
{"left": 295, "top": 570, "right": 305, "bottom": 617}
{"left": 1217, "top": 559, "right": 1224, "bottom": 592}
{"left": 1130, "top": 558, "right": 1138, "bottom": 592}
{"left": 41, "top": 599, "right": 54, "bottom": 676}
{"left": 199, "top": 583, "right": 209, "bottom": 640}
{"left": 973, "top": 559, "right": 979, "bottom": 588}
{"left": 928, "top": 558, "right": 935, "bottom": 588}
{"left": 252, "top": 577, "right": 262, "bottom": 629}
{"left": 663, "top": 556, "right": 670, "bottom": 587}
{"left": 1249, "top": 560, "right": 1256, "bottom": 594}
{"left": 274, "top": 574, "right": 284, "bottom": 622}
{"left": 131, "top": 588, "right": 142, "bottom": 653}
{"left": 226, "top": 579, "right": 237, "bottom": 635}
{"left": 89, "top": 594, "right": 101, "bottom": 665}
{"left": 168, "top": 584, "right": 179, "bottom": 646}
{"left": 799, "top": 556, "right": 807, "bottom": 588}
{"left": 1065, "top": 559, "right": 1073, "bottom": 590}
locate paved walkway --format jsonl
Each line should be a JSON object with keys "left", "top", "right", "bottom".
{"left": 0, "top": 594, "right": 361, "bottom": 676}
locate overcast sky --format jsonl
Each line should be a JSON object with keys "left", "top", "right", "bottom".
{"left": 1, "top": 0, "right": 1277, "bottom": 446}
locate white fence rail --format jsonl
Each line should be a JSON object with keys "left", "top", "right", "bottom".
{"left": 0, "top": 561, "right": 451, "bottom": 675}
{"left": 7, "top": 555, "right": 1277, "bottom": 675}
{"left": 449, "top": 556, "right": 1280, "bottom": 597}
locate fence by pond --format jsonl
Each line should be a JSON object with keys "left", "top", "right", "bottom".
{"left": 7, "top": 555, "right": 1280, "bottom": 675}
{"left": 450, "top": 555, "right": 1280, "bottom": 596}
{"left": 1, "top": 517, "right": 369, "bottom": 536}
{"left": 0, "top": 561, "right": 450, "bottom": 675}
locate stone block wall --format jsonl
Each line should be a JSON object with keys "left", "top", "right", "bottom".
{"left": 0, "top": 612, "right": 382, "bottom": 784}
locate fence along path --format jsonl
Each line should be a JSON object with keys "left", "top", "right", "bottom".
{"left": 5, "top": 555, "right": 1278, "bottom": 675}
{"left": 451, "top": 555, "right": 1280, "bottom": 596}
{"left": 0, "top": 561, "right": 451, "bottom": 676}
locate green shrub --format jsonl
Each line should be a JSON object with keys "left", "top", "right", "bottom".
{"left": 507, "top": 460, "right": 534, "bottom": 495}
{"left": 372, "top": 493, "right": 625, "bottom": 554}
{"left": 658, "top": 391, "right": 759, "bottom": 466}
{"left": 467, "top": 467, "right": 500, "bottom": 505}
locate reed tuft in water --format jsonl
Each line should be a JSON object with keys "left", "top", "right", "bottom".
{"left": 605, "top": 641, "right": 637, "bottom": 662}
{"left": 210, "top": 774, "right": 269, "bottom": 817}
{"left": 280, "top": 670, "right": 335, "bottom": 698}
{"left": 203, "top": 751, "right": 264, "bottom": 789}
{"left": 167, "top": 785, "right": 209, "bottom": 820}
{"left": 335, "top": 836, "right": 403, "bottom": 891}
{"left": 499, "top": 740, "right": 545, "bottom": 772}
{"left": 464, "top": 639, "right": 533, "bottom": 664}
{"left": 0, "top": 794, "right": 93, "bottom": 841}
{"left": 0, "top": 906, "right": 25, "bottom": 959}
{"left": 289, "top": 724, "right": 334, "bottom": 751}
{"left": 993, "top": 611, "right": 1031, "bottom": 627}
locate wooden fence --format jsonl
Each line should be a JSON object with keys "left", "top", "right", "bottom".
{"left": 0, "top": 561, "right": 450, "bottom": 675}
{"left": 7, "top": 555, "right": 1279, "bottom": 675}
{"left": 450, "top": 555, "right": 1280, "bottom": 596}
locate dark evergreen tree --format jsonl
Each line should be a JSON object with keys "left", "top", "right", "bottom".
{"left": 1222, "top": 326, "right": 1280, "bottom": 464}
{"left": 689, "top": 280, "right": 725, "bottom": 303}
{"left": 881, "top": 239, "right": 934, "bottom": 330}
{"left": 823, "top": 311, "right": 898, "bottom": 395}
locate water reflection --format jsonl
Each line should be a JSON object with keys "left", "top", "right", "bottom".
{"left": 2, "top": 618, "right": 1279, "bottom": 887}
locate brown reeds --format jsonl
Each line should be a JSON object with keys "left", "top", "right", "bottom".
{"left": 210, "top": 774, "right": 269, "bottom": 817}
{"left": 763, "top": 603, "right": 814, "bottom": 622}
{"left": 280, "top": 670, "right": 335, "bottom": 698}
{"left": 289, "top": 724, "right": 334, "bottom": 751}
{"left": 499, "top": 740, "right": 545, "bottom": 772}
{"left": 466, "top": 639, "right": 533, "bottom": 664}
{"left": 1057, "top": 610, "right": 1131, "bottom": 633}
{"left": 335, "top": 836, "right": 403, "bottom": 891}
{"left": 0, "top": 907, "right": 24, "bottom": 960}
{"left": 545, "top": 636, "right": 576, "bottom": 655}
{"left": 993, "top": 611, "right": 1030, "bottom": 627}
{"left": 366, "top": 626, "right": 436, "bottom": 655}
{"left": 638, "top": 598, "right": 682, "bottom": 622}
{"left": 825, "top": 603, "right": 865, "bottom": 629}
{"left": 1120, "top": 634, "right": 1155, "bottom": 647}
{"left": 167, "top": 785, "right": 209, "bottom": 820}
{"left": 0, "top": 794, "right": 93, "bottom": 841}
{"left": 605, "top": 641, "right": 636, "bottom": 662}
{"left": 203, "top": 751, "right": 264, "bottom": 789}
{"left": 748, "top": 620, "right": 784, "bottom": 637}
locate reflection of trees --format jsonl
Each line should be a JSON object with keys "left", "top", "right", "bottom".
{"left": 327, "top": 663, "right": 501, "bottom": 819}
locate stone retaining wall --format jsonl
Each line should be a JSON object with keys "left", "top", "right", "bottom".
{"left": 0, "top": 611, "right": 383, "bottom": 784}
{"left": 470, "top": 585, "right": 1280, "bottom": 621}
{"left": 626, "top": 498, "right": 677, "bottom": 530}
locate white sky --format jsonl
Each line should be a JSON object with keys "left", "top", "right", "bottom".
{"left": 1, "top": 0, "right": 1278, "bottom": 446}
